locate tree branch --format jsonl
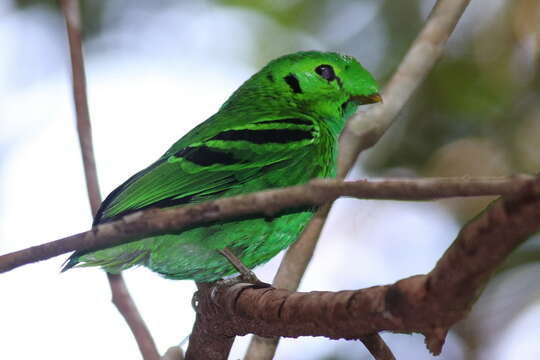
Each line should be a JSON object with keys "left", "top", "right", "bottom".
{"left": 107, "top": 273, "right": 160, "bottom": 360}
{"left": 59, "top": 0, "right": 101, "bottom": 214}
{"left": 246, "top": 0, "right": 472, "bottom": 356}
{"left": 58, "top": 1, "right": 160, "bottom": 359}
{"left": 359, "top": 334, "right": 396, "bottom": 360}
{"left": 0, "top": 175, "right": 533, "bottom": 273}
{"left": 338, "top": 0, "right": 473, "bottom": 174}
{"left": 186, "top": 175, "right": 540, "bottom": 359}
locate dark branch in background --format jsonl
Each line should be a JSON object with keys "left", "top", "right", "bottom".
{"left": 1, "top": 176, "right": 532, "bottom": 273}
{"left": 186, "top": 176, "right": 540, "bottom": 359}
{"left": 58, "top": 1, "right": 161, "bottom": 359}
{"left": 58, "top": 0, "right": 100, "bottom": 214}
{"left": 245, "top": 0, "right": 473, "bottom": 358}
{"left": 107, "top": 273, "right": 165, "bottom": 360}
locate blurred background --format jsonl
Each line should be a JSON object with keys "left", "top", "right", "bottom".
{"left": 1, "top": 0, "right": 540, "bottom": 359}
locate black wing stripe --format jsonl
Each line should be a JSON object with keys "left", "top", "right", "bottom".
{"left": 211, "top": 129, "right": 313, "bottom": 144}
{"left": 175, "top": 146, "right": 239, "bottom": 166}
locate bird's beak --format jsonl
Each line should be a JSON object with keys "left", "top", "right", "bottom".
{"left": 350, "top": 92, "right": 383, "bottom": 105}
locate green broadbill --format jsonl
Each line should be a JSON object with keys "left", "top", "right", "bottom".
{"left": 63, "top": 51, "right": 381, "bottom": 282}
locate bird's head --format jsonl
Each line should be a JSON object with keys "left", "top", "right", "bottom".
{"left": 223, "top": 51, "right": 381, "bottom": 134}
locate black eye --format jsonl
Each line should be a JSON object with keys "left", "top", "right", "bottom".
{"left": 315, "top": 64, "right": 336, "bottom": 81}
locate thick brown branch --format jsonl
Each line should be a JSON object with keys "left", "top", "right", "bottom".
{"left": 58, "top": 1, "right": 160, "bottom": 359}
{"left": 187, "top": 176, "right": 540, "bottom": 359}
{"left": 0, "top": 176, "right": 532, "bottom": 273}
{"left": 247, "top": 0, "right": 473, "bottom": 357}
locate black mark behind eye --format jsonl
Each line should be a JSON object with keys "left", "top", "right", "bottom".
{"left": 267, "top": 73, "right": 275, "bottom": 82}
{"left": 284, "top": 74, "right": 302, "bottom": 93}
{"left": 315, "top": 64, "right": 336, "bottom": 81}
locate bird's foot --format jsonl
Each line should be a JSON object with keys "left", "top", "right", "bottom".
{"left": 206, "top": 275, "right": 272, "bottom": 307}
{"left": 212, "top": 272, "right": 272, "bottom": 290}
{"left": 215, "top": 272, "right": 271, "bottom": 289}
{"left": 238, "top": 270, "right": 272, "bottom": 289}
{"left": 218, "top": 247, "right": 272, "bottom": 288}
{"left": 191, "top": 290, "right": 199, "bottom": 310}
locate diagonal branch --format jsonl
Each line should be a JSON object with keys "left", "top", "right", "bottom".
{"left": 0, "top": 175, "right": 534, "bottom": 273}
{"left": 186, "top": 174, "right": 540, "bottom": 359}
{"left": 338, "top": 0, "right": 473, "bottom": 174}
{"left": 107, "top": 273, "right": 162, "bottom": 360}
{"left": 246, "top": 0, "right": 472, "bottom": 357}
{"left": 58, "top": 1, "right": 160, "bottom": 359}
{"left": 359, "top": 334, "right": 396, "bottom": 360}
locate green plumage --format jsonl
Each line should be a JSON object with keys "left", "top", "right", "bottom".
{"left": 63, "top": 51, "right": 380, "bottom": 282}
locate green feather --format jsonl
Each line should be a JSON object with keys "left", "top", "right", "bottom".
{"left": 63, "top": 51, "right": 380, "bottom": 282}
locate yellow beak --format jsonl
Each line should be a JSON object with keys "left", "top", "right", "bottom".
{"left": 350, "top": 92, "right": 383, "bottom": 105}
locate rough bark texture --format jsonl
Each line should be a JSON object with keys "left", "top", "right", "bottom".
{"left": 185, "top": 176, "right": 540, "bottom": 359}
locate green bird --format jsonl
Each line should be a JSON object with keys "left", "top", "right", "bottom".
{"left": 63, "top": 51, "right": 381, "bottom": 282}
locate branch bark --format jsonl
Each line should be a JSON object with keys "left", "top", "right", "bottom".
{"left": 246, "top": 0, "right": 472, "bottom": 357}
{"left": 58, "top": 1, "right": 160, "bottom": 359}
{"left": 1, "top": 176, "right": 532, "bottom": 274}
{"left": 186, "top": 175, "right": 540, "bottom": 359}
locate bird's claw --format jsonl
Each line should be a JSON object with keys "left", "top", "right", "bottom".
{"left": 239, "top": 270, "right": 272, "bottom": 288}
{"left": 191, "top": 290, "right": 199, "bottom": 310}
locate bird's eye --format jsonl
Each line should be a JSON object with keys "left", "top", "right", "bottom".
{"left": 315, "top": 64, "right": 336, "bottom": 81}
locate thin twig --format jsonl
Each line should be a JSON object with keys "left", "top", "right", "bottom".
{"left": 59, "top": 0, "right": 101, "bottom": 215}
{"left": 58, "top": 1, "right": 160, "bottom": 359}
{"left": 338, "top": 0, "right": 473, "bottom": 175}
{"left": 0, "top": 175, "right": 534, "bottom": 273}
{"left": 245, "top": 0, "right": 472, "bottom": 357}
{"left": 108, "top": 273, "right": 160, "bottom": 360}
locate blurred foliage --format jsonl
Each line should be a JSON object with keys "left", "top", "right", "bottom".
{"left": 377, "top": 0, "right": 424, "bottom": 76}
{"left": 363, "top": 0, "right": 540, "bottom": 181}
{"left": 217, "top": 0, "right": 316, "bottom": 29}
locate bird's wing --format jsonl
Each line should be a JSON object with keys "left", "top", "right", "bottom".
{"left": 94, "top": 115, "right": 320, "bottom": 224}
